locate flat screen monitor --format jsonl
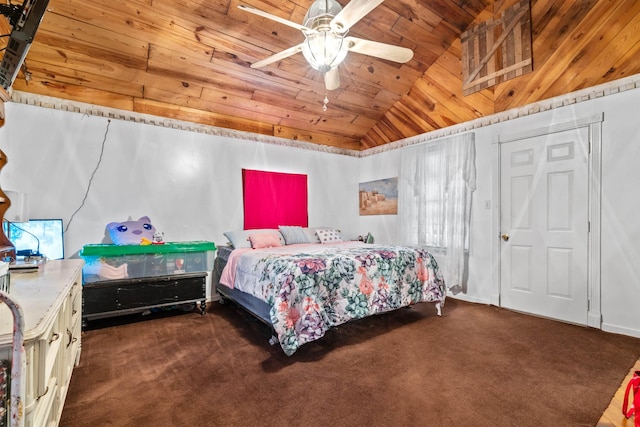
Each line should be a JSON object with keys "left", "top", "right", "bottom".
{"left": 3, "top": 219, "right": 65, "bottom": 260}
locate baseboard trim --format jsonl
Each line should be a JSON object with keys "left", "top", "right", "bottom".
{"left": 447, "top": 294, "right": 491, "bottom": 305}
{"left": 601, "top": 322, "right": 640, "bottom": 339}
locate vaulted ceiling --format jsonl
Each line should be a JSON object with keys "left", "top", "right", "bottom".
{"left": 2, "top": 0, "right": 640, "bottom": 151}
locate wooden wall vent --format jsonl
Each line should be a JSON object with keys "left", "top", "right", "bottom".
{"left": 461, "top": 0, "right": 532, "bottom": 96}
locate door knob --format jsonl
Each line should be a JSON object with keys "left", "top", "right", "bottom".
{"left": 501, "top": 233, "right": 509, "bottom": 242}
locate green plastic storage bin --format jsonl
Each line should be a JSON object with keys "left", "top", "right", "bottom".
{"left": 80, "top": 241, "right": 216, "bottom": 283}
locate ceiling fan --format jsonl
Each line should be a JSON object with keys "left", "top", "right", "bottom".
{"left": 238, "top": 0, "right": 414, "bottom": 91}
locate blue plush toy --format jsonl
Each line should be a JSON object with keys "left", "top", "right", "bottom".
{"left": 106, "top": 216, "right": 156, "bottom": 245}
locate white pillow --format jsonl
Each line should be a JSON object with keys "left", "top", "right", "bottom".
{"left": 303, "top": 226, "right": 335, "bottom": 243}
{"left": 316, "top": 228, "right": 343, "bottom": 244}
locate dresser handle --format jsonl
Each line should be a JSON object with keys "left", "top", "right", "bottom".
{"left": 49, "top": 333, "right": 60, "bottom": 344}
{"left": 66, "top": 329, "right": 78, "bottom": 347}
{"left": 36, "top": 386, "right": 49, "bottom": 401}
{"left": 72, "top": 309, "right": 78, "bottom": 315}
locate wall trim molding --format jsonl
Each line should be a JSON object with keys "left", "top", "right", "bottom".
{"left": 497, "top": 112, "right": 603, "bottom": 144}
{"left": 8, "top": 73, "right": 640, "bottom": 158}
{"left": 361, "top": 73, "right": 640, "bottom": 157}
{"left": 8, "top": 91, "right": 361, "bottom": 157}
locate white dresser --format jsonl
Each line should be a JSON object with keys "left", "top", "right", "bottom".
{"left": 0, "top": 259, "right": 83, "bottom": 427}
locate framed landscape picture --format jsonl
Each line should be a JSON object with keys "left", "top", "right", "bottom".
{"left": 359, "top": 177, "right": 398, "bottom": 216}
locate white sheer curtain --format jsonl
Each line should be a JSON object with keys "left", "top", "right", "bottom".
{"left": 398, "top": 132, "right": 476, "bottom": 292}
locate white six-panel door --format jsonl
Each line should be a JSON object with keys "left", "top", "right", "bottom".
{"left": 499, "top": 127, "right": 589, "bottom": 325}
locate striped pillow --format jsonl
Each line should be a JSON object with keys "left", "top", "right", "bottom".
{"left": 279, "top": 226, "right": 311, "bottom": 245}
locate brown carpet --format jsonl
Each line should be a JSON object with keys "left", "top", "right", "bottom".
{"left": 60, "top": 299, "right": 640, "bottom": 427}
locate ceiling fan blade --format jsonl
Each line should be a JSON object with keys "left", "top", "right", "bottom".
{"left": 251, "top": 44, "right": 304, "bottom": 68}
{"left": 345, "top": 37, "right": 414, "bottom": 63}
{"left": 331, "top": 0, "right": 384, "bottom": 32}
{"left": 324, "top": 68, "right": 340, "bottom": 91}
{"left": 238, "top": 4, "right": 312, "bottom": 33}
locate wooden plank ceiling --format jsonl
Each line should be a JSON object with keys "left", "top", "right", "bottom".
{"left": 2, "top": 0, "right": 640, "bottom": 151}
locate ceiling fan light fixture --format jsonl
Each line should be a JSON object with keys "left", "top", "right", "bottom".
{"left": 300, "top": 0, "right": 347, "bottom": 74}
{"left": 304, "top": 0, "right": 343, "bottom": 26}
{"left": 302, "top": 32, "right": 348, "bottom": 73}
{"left": 239, "top": 0, "right": 412, "bottom": 92}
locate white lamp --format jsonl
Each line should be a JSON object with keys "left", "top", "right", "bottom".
{"left": 4, "top": 191, "right": 29, "bottom": 223}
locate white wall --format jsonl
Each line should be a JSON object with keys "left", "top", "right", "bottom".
{"left": 356, "top": 149, "right": 402, "bottom": 245}
{"left": 360, "top": 84, "right": 640, "bottom": 339}
{"left": 596, "top": 88, "right": 640, "bottom": 337}
{"left": 0, "top": 103, "right": 361, "bottom": 299}
{"left": 3, "top": 82, "right": 640, "bottom": 339}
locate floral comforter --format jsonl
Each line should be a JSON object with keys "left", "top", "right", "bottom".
{"left": 222, "top": 242, "right": 446, "bottom": 356}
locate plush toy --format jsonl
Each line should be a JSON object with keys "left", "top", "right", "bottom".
{"left": 106, "top": 216, "right": 157, "bottom": 245}
{"left": 152, "top": 231, "right": 165, "bottom": 244}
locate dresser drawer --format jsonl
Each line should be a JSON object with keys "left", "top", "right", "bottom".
{"left": 28, "top": 375, "right": 58, "bottom": 427}
{"left": 83, "top": 272, "right": 207, "bottom": 319}
{"left": 115, "top": 276, "right": 205, "bottom": 308}
{"left": 38, "top": 317, "right": 62, "bottom": 397}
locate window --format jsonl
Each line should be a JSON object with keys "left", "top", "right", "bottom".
{"left": 398, "top": 133, "right": 476, "bottom": 290}
{"left": 406, "top": 143, "right": 447, "bottom": 249}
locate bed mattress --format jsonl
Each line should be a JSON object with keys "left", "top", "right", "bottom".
{"left": 216, "top": 242, "right": 445, "bottom": 355}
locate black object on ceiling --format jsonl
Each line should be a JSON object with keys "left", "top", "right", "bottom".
{"left": 0, "top": 0, "right": 49, "bottom": 89}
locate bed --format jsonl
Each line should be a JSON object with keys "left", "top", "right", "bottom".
{"left": 213, "top": 227, "right": 446, "bottom": 356}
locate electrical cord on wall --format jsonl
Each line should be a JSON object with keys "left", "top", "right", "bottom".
{"left": 65, "top": 119, "right": 111, "bottom": 233}
{"left": 4, "top": 220, "right": 40, "bottom": 257}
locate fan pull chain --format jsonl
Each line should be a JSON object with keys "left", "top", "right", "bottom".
{"left": 323, "top": 94, "right": 329, "bottom": 111}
